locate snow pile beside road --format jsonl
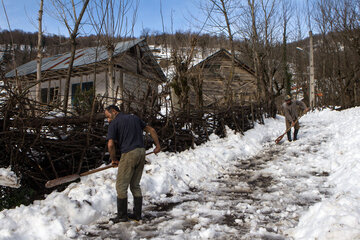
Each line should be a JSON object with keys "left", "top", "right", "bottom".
{"left": 0, "top": 118, "right": 280, "bottom": 240}
{"left": 286, "top": 108, "right": 360, "bottom": 240}
{"left": 1, "top": 108, "right": 360, "bottom": 240}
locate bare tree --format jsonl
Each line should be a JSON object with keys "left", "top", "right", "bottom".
{"left": 312, "top": 0, "right": 360, "bottom": 108}
{"left": 240, "top": 0, "right": 281, "bottom": 116}
{"left": 170, "top": 37, "right": 198, "bottom": 111}
{"left": 280, "top": 0, "right": 292, "bottom": 95}
{"left": 36, "top": 0, "right": 44, "bottom": 104}
{"left": 88, "top": 0, "right": 139, "bottom": 105}
{"left": 1, "top": 0, "right": 19, "bottom": 88}
{"left": 197, "top": 0, "right": 240, "bottom": 105}
{"left": 51, "top": 0, "right": 90, "bottom": 115}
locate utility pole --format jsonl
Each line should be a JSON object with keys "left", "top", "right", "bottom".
{"left": 309, "top": 31, "right": 315, "bottom": 109}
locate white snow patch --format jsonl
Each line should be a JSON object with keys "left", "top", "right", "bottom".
{"left": 0, "top": 107, "right": 360, "bottom": 239}
{"left": 0, "top": 167, "right": 20, "bottom": 188}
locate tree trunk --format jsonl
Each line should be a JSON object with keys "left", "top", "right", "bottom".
{"left": 220, "top": 0, "right": 235, "bottom": 106}
{"left": 107, "top": 47, "right": 115, "bottom": 104}
{"left": 119, "top": 69, "right": 124, "bottom": 107}
{"left": 36, "top": 0, "right": 44, "bottom": 104}
{"left": 62, "top": 0, "right": 90, "bottom": 115}
{"left": 248, "top": 0, "right": 263, "bottom": 100}
{"left": 63, "top": 38, "right": 77, "bottom": 114}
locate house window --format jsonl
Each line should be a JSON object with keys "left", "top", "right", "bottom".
{"left": 71, "top": 82, "right": 94, "bottom": 104}
{"left": 53, "top": 88, "right": 59, "bottom": 102}
{"left": 41, "top": 87, "right": 59, "bottom": 104}
{"left": 71, "top": 83, "right": 81, "bottom": 103}
{"left": 82, "top": 82, "right": 93, "bottom": 91}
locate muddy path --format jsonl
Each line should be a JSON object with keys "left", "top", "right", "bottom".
{"left": 79, "top": 139, "right": 331, "bottom": 240}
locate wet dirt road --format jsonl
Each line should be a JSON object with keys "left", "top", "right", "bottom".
{"left": 79, "top": 139, "right": 331, "bottom": 240}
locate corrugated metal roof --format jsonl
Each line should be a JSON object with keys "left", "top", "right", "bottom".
{"left": 5, "top": 38, "right": 144, "bottom": 78}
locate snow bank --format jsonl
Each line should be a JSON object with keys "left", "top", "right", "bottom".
{"left": 1, "top": 108, "right": 360, "bottom": 239}
{"left": 286, "top": 107, "right": 360, "bottom": 240}
{"left": 0, "top": 118, "right": 278, "bottom": 240}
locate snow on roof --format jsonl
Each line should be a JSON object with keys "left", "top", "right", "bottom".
{"left": 5, "top": 38, "right": 145, "bottom": 78}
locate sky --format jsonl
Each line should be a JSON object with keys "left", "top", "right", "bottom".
{"left": 1, "top": 106, "right": 360, "bottom": 239}
{"left": 0, "top": 0, "right": 199, "bottom": 37}
{"left": 0, "top": 0, "right": 315, "bottom": 39}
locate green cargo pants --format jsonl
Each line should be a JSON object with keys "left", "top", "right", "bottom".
{"left": 116, "top": 148, "right": 145, "bottom": 199}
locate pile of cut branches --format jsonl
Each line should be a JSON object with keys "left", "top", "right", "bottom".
{"left": 0, "top": 84, "right": 265, "bottom": 194}
{"left": 151, "top": 104, "right": 264, "bottom": 152}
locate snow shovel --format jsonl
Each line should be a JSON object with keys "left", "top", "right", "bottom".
{"left": 45, "top": 151, "right": 156, "bottom": 188}
{"left": 275, "top": 118, "right": 300, "bottom": 144}
{"left": 45, "top": 164, "right": 115, "bottom": 188}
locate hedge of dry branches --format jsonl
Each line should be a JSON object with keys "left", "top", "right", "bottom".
{"left": 0, "top": 84, "right": 265, "bottom": 195}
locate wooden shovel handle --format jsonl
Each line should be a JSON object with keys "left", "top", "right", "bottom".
{"left": 45, "top": 151, "right": 157, "bottom": 188}
{"left": 275, "top": 117, "right": 301, "bottom": 144}
{"left": 80, "top": 164, "right": 115, "bottom": 177}
{"left": 81, "top": 151, "right": 156, "bottom": 177}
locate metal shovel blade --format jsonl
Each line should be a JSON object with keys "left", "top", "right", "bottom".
{"left": 45, "top": 174, "right": 80, "bottom": 188}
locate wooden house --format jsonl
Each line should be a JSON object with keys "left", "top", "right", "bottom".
{"left": 5, "top": 38, "right": 166, "bottom": 112}
{"left": 172, "top": 49, "right": 262, "bottom": 110}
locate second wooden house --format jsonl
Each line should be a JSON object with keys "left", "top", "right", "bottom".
{"left": 172, "top": 49, "right": 263, "bottom": 110}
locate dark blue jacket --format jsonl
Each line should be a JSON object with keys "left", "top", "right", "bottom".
{"left": 106, "top": 113, "right": 147, "bottom": 153}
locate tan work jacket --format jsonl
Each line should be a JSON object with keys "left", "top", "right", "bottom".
{"left": 282, "top": 100, "right": 307, "bottom": 122}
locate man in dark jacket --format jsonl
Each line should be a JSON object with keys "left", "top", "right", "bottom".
{"left": 282, "top": 95, "right": 309, "bottom": 141}
{"left": 105, "top": 105, "right": 161, "bottom": 223}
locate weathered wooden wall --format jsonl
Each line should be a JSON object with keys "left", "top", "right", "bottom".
{"left": 189, "top": 52, "right": 259, "bottom": 108}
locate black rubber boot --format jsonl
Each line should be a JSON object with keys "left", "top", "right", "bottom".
{"left": 128, "top": 197, "right": 142, "bottom": 221}
{"left": 287, "top": 130, "right": 292, "bottom": 142}
{"left": 110, "top": 198, "right": 128, "bottom": 223}
{"left": 294, "top": 129, "right": 299, "bottom": 141}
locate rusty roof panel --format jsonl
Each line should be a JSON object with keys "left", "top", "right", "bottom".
{"left": 5, "top": 39, "right": 144, "bottom": 78}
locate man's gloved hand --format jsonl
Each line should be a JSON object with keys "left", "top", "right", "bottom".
{"left": 111, "top": 159, "right": 119, "bottom": 167}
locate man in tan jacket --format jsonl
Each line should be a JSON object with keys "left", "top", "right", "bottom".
{"left": 282, "top": 95, "right": 309, "bottom": 141}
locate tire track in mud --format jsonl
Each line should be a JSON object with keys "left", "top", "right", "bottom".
{"left": 79, "top": 139, "right": 331, "bottom": 240}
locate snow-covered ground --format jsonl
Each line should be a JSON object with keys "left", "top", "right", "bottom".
{"left": 0, "top": 107, "right": 360, "bottom": 239}
{"left": 0, "top": 168, "right": 20, "bottom": 188}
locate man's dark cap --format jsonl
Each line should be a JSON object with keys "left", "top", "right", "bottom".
{"left": 105, "top": 105, "right": 120, "bottom": 112}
